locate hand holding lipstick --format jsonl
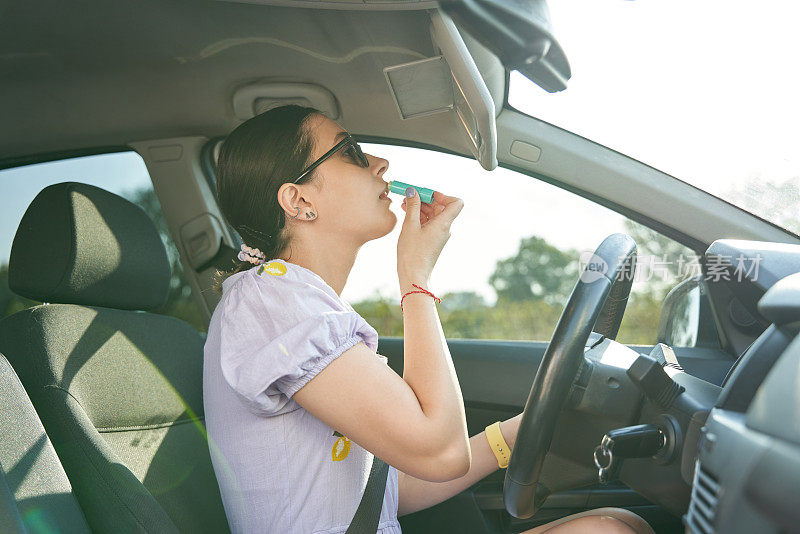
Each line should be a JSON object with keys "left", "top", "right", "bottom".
{"left": 400, "top": 190, "right": 458, "bottom": 225}
{"left": 397, "top": 189, "right": 464, "bottom": 286}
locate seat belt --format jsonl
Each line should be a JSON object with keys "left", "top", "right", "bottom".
{"left": 345, "top": 456, "right": 389, "bottom": 533}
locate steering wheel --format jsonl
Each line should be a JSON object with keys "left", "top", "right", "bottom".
{"left": 503, "top": 233, "right": 637, "bottom": 518}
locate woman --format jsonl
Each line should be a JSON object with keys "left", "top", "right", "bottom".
{"left": 203, "top": 105, "right": 654, "bottom": 534}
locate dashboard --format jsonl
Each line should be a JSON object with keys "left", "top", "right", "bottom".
{"left": 593, "top": 239, "right": 800, "bottom": 532}
{"left": 684, "top": 241, "right": 800, "bottom": 533}
{"left": 703, "top": 239, "right": 800, "bottom": 356}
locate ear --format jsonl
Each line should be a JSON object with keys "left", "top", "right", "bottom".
{"left": 277, "top": 183, "right": 316, "bottom": 219}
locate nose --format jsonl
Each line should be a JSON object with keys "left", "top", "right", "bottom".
{"left": 367, "top": 153, "right": 388, "bottom": 178}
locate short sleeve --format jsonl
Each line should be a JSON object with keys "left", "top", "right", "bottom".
{"left": 217, "top": 271, "right": 379, "bottom": 416}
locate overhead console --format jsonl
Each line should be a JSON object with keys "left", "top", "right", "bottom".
{"left": 219, "top": 1, "right": 571, "bottom": 171}
{"left": 220, "top": 4, "right": 499, "bottom": 170}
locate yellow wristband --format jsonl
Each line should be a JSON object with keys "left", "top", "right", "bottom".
{"left": 485, "top": 421, "right": 511, "bottom": 469}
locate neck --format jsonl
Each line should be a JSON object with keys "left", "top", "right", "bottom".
{"left": 277, "top": 234, "right": 360, "bottom": 297}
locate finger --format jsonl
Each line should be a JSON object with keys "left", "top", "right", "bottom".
{"left": 428, "top": 191, "right": 459, "bottom": 215}
{"left": 423, "top": 197, "right": 461, "bottom": 218}
{"left": 440, "top": 196, "right": 464, "bottom": 219}
{"left": 401, "top": 187, "right": 421, "bottom": 231}
{"left": 416, "top": 199, "right": 434, "bottom": 221}
{"left": 430, "top": 190, "right": 460, "bottom": 206}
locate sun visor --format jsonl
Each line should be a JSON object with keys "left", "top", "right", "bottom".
{"left": 382, "top": 11, "right": 498, "bottom": 171}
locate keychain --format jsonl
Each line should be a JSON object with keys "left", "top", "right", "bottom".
{"left": 593, "top": 443, "right": 614, "bottom": 484}
{"left": 592, "top": 424, "right": 664, "bottom": 484}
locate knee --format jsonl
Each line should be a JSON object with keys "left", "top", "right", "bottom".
{"left": 591, "top": 507, "right": 652, "bottom": 534}
{"left": 568, "top": 515, "right": 636, "bottom": 534}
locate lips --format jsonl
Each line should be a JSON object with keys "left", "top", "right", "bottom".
{"left": 379, "top": 184, "right": 390, "bottom": 200}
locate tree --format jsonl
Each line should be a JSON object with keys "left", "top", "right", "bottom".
{"left": 438, "top": 291, "right": 487, "bottom": 312}
{"left": 488, "top": 236, "right": 579, "bottom": 305}
{"left": 352, "top": 293, "right": 403, "bottom": 337}
{"left": 622, "top": 219, "right": 695, "bottom": 301}
{"left": 615, "top": 290, "right": 663, "bottom": 346}
{"left": 123, "top": 187, "right": 205, "bottom": 331}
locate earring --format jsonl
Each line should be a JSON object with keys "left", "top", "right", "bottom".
{"left": 289, "top": 207, "right": 301, "bottom": 219}
{"left": 306, "top": 211, "right": 315, "bottom": 220}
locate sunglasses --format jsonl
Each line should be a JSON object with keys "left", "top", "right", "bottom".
{"left": 291, "top": 133, "right": 369, "bottom": 183}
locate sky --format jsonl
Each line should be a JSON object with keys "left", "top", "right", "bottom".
{"left": 2, "top": 0, "right": 797, "bottom": 305}
{"left": 345, "top": 143, "right": 632, "bottom": 303}
{"left": 508, "top": 0, "right": 800, "bottom": 223}
{"left": 0, "top": 152, "right": 152, "bottom": 267}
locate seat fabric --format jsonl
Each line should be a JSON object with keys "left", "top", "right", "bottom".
{"left": 0, "top": 352, "right": 90, "bottom": 534}
{"left": 0, "top": 182, "right": 230, "bottom": 533}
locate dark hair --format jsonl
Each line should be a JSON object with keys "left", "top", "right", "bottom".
{"left": 213, "top": 105, "right": 322, "bottom": 290}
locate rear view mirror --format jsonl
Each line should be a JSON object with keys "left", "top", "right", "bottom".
{"left": 440, "top": 0, "right": 571, "bottom": 92}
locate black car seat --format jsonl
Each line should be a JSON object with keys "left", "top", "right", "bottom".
{"left": 0, "top": 352, "right": 90, "bottom": 533}
{"left": 0, "top": 182, "right": 230, "bottom": 533}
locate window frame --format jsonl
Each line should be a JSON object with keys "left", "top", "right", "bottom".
{"left": 328, "top": 135, "right": 709, "bottom": 345}
{"left": 352, "top": 132, "right": 709, "bottom": 255}
{"left": 502, "top": 72, "right": 800, "bottom": 243}
{"left": 0, "top": 146, "right": 131, "bottom": 172}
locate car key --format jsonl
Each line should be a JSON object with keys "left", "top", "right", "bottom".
{"left": 593, "top": 424, "right": 665, "bottom": 484}
{"left": 603, "top": 424, "right": 665, "bottom": 458}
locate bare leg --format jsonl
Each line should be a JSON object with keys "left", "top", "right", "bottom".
{"left": 520, "top": 507, "right": 655, "bottom": 534}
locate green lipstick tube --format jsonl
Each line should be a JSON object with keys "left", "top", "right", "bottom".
{"left": 387, "top": 180, "right": 435, "bottom": 204}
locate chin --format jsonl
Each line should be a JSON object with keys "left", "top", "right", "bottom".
{"left": 384, "top": 208, "right": 398, "bottom": 233}
{"left": 365, "top": 209, "right": 397, "bottom": 242}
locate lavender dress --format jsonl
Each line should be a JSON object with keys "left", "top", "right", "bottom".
{"left": 203, "top": 259, "right": 401, "bottom": 533}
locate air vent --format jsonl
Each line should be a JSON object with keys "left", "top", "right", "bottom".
{"left": 686, "top": 461, "right": 720, "bottom": 533}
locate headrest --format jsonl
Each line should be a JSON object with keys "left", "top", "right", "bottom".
{"left": 9, "top": 182, "right": 171, "bottom": 310}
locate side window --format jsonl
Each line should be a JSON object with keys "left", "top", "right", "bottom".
{"left": 346, "top": 144, "right": 695, "bottom": 345}
{"left": 0, "top": 152, "right": 204, "bottom": 331}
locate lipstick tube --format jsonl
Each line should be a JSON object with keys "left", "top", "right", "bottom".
{"left": 387, "top": 180, "right": 434, "bottom": 204}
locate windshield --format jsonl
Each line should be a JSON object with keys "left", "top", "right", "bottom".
{"left": 508, "top": 0, "right": 800, "bottom": 235}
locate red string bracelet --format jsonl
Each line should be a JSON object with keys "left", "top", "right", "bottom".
{"left": 400, "top": 283, "right": 442, "bottom": 315}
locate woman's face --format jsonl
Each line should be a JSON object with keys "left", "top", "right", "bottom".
{"left": 294, "top": 114, "right": 397, "bottom": 244}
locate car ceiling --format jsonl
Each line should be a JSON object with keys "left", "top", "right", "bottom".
{"left": 0, "top": 0, "right": 506, "bottom": 164}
